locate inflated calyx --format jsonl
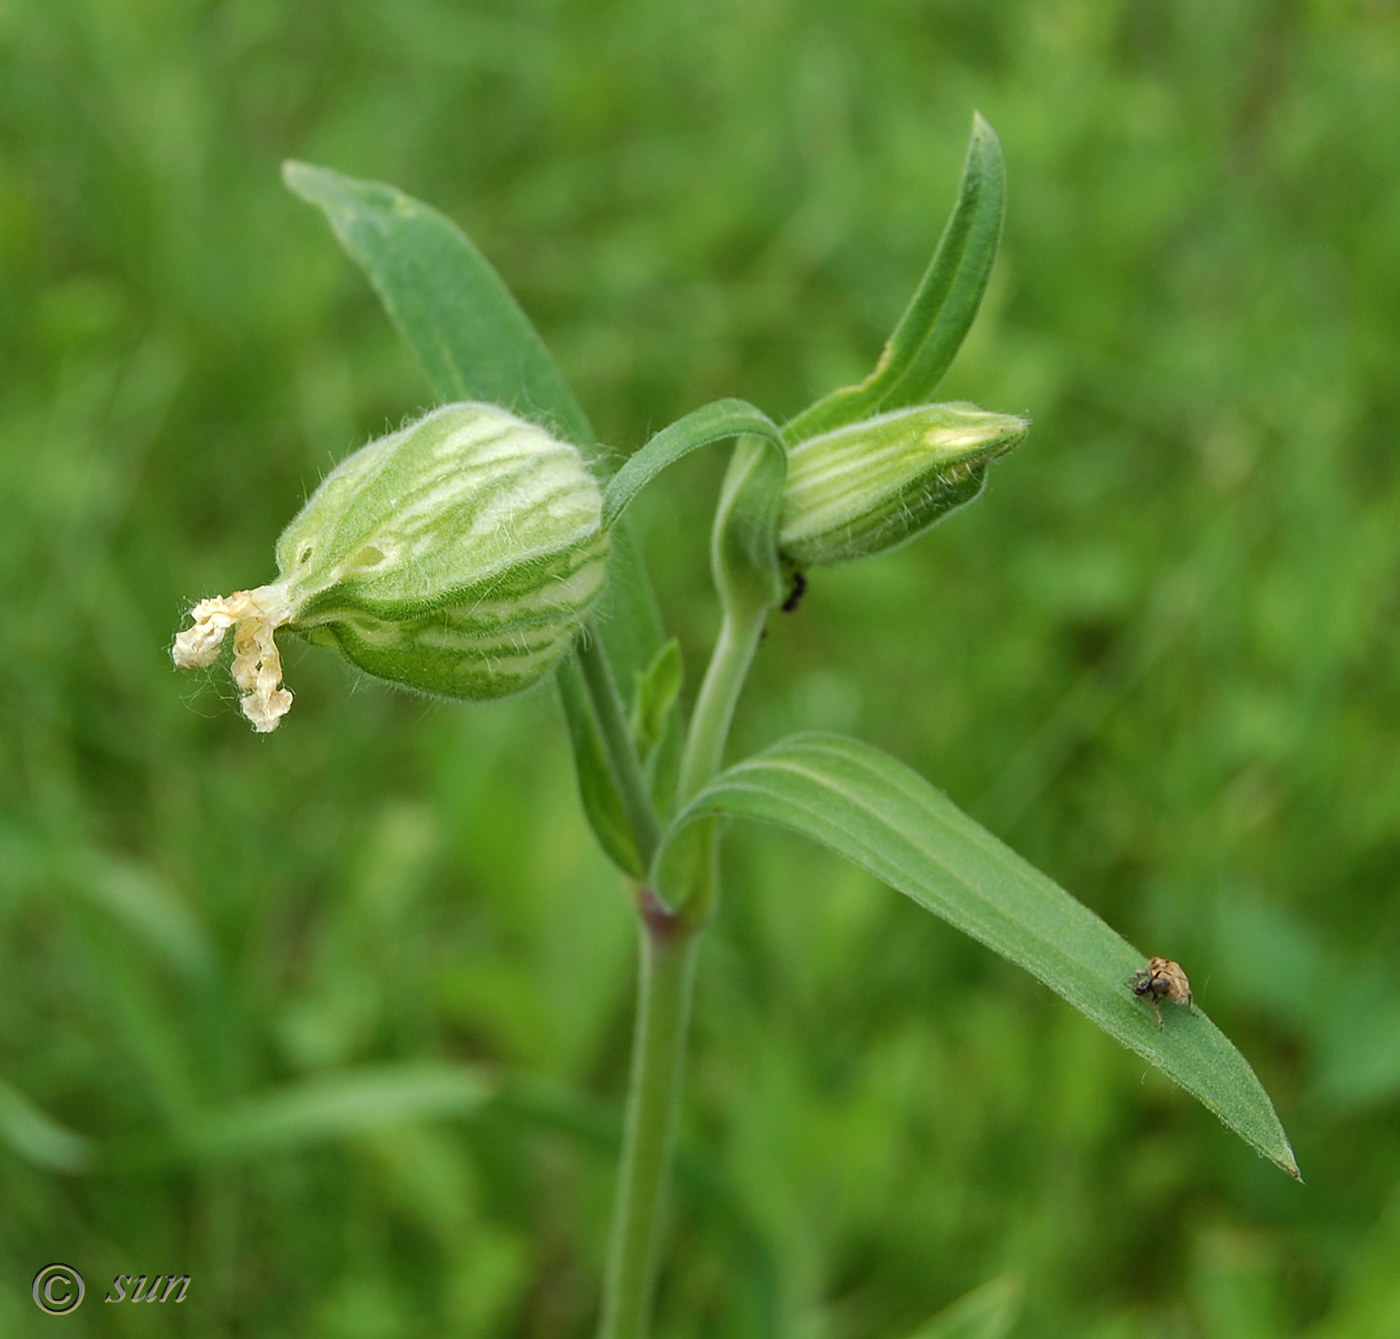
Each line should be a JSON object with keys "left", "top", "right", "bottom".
{"left": 173, "top": 403, "right": 609, "bottom": 731}
{"left": 779, "top": 402, "right": 1028, "bottom": 567}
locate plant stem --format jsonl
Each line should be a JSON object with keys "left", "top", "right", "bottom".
{"left": 597, "top": 600, "right": 767, "bottom": 1339}
{"left": 676, "top": 603, "right": 768, "bottom": 807}
{"left": 576, "top": 628, "right": 662, "bottom": 869}
{"left": 600, "top": 453, "right": 777, "bottom": 1337}
{"left": 598, "top": 895, "right": 699, "bottom": 1339}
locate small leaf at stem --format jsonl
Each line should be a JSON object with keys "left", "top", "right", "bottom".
{"left": 661, "top": 732, "right": 1301, "bottom": 1178}
{"left": 631, "top": 638, "right": 683, "bottom": 764}
{"left": 557, "top": 656, "right": 648, "bottom": 880}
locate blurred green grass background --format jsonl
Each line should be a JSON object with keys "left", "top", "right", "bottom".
{"left": 3, "top": 0, "right": 1400, "bottom": 1335}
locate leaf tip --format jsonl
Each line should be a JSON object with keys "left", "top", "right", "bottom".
{"left": 969, "top": 110, "right": 1001, "bottom": 152}
{"left": 281, "top": 159, "right": 348, "bottom": 211}
{"left": 1266, "top": 1134, "right": 1303, "bottom": 1182}
{"left": 281, "top": 158, "right": 312, "bottom": 191}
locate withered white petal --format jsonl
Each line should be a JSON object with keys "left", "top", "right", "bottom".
{"left": 172, "top": 585, "right": 295, "bottom": 732}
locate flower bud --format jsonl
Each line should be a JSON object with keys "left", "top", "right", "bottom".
{"left": 173, "top": 403, "right": 609, "bottom": 731}
{"left": 779, "top": 402, "right": 1028, "bottom": 567}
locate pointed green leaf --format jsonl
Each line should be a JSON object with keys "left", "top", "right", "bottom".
{"left": 571, "top": 633, "right": 662, "bottom": 874}
{"left": 602, "top": 398, "right": 786, "bottom": 530}
{"left": 283, "top": 160, "right": 591, "bottom": 444}
{"left": 557, "top": 656, "right": 647, "bottom": 879}
{"left": 182, "top": 1062, "right": 494, "bottom": 1160}
{"left": 902, "top": 1273, "right": 1023, "bottom": 1339}
{"left": 663, "top": 733, "right": 1300, "bottom": 1177}
{"left": 0, "top": 1078, "right": 96, "bottom": 1174}
{"left": 633, "top": 637, "right": 686, "bottom": 822}
{"left": 68, "top": 853, "right": 213, "bottom": 984}
{"left": 631, "top": 638, "right": 683, "bottom": 764}
{"left": 784, "top": 113, "right": 1006, "bottom": 443}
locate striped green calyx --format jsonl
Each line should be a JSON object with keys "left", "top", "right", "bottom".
{"left": 779, "top": 402, "right": 1028, "bottom": 567}
{"left": 172, "top": 403, "right": 609, "bottom": 731}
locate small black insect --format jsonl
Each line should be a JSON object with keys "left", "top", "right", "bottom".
{"left": 781, "top": 570, "right": 808, "bottom": 614}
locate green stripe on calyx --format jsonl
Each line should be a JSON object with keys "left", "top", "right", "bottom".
{"left": 172, "top": 403, "right": 608, "bottom": 730}
{"left": 779, "top": 402, "right": 1028, "bottom": 567}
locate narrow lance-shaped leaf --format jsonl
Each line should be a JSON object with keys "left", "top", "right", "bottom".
{"left": 902, "top": 1273, "right": 1023, "bottom": 1339}
{"left": 557, "top": 655, "right": 647, "bottom": 880}
{"left": 283, "top": 161, "right": 591, "bottom": 443}
{"left": 783, "top": 113, "right": 1006, "bottom": 443}
{"left": 661, "top": 733, "right": 1300, "bottom": 1177}
{"left": 630, "top": 638, "right": 683, "bottom": 765}
{"left": 631, "top": 638, "right": 686, "bottom": 822}
{"left": 180, "top": 1062, "right": 494, "bottom": 1161}
{"left": 0, "top": 1078, "right": 97, "bottom": 1174}
{"left": 65, "top": 851, "right": 213, "bottom": 983}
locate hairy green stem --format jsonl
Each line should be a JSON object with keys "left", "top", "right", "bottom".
{"left": 597, "top": 605, "right": 767, "bottom": 1339}
{"left": 598, "top": 898, "right": 699, "bottom": 1339}
{"left": 676, "top": 604, "right": 768, "bottom": 808}
{"left": 576, "top": 628, "right": 662, "bottom": 870}
{"left": 599, "top": 498, "right": 775, "bottom": 1338}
